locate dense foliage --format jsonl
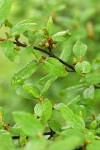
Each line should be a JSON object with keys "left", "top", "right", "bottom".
{"left": 0, "top": 0, "right": 100, "bottom": 150}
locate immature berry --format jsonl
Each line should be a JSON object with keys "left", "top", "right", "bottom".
{"left": 45, "top": 42, "right": 49, "bottom": 47}
{"left": 52, "top": 44, "right": 57, "bottom": 49}
{"left": 73, "top": 58, "right": 78, "bottom": 64}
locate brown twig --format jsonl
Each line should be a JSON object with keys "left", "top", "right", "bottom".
{"left": 0, "top": 38, "right": 75, "bottom": 72}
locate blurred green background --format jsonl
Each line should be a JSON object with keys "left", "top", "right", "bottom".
{"left": 0, "top": 0, "right": 100, "bottom": 122}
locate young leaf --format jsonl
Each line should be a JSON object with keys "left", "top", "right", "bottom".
{"left": 23, "top": 84, "right": 40, "bottom": 99}
{"left": 60, "top": 106, "right": 85, "bottom": 130}
{"left": 84, "top": 74, "right": 100, "bottom": 85}
{"left": 34, "top": 99, "right": 52, "bottom": 122}
{"left": 10, "top": 20, "right": 37, "bottom": 36}
{"left": 0, "top": 130, "right": 14, "bottom": 150}
{"left": 39, "top": 74, "right": 53, "bottom": 85}
{"left": 0, "top": 0, "right": 12, "bottom": 25}
{"left": 75, "top": 61, "right": 91, "bottom": 74}
{"left": 15, "top": 85, "right": 36, "bottom": 100}
{"left": 47, "top": 16, "right": 53, "bottom": 35}
{"left": 60, "top": 46, "right": 71, "bottom": 61}
{"left": 73, "top": 40, "right": 87, "bottom": 58}
{"left": 12, "top": 60, "right": 38, "bottom": 86}
{"left": 52, "top": 30, "right": 71, "bottom": 42}
{"left": 83, "top": 85, "right": 94, "bottom": 99}
{"left": 43, "top": 58, "right": 68, "bottom": 77}
{"left": 40, "top": 76, "right": 57, "bottom": 96}
{"left": 1, "top": 41, "right": 18, "bottom": 61}
{"left": 13, "top": 111, "right": 44, "bottom": 137}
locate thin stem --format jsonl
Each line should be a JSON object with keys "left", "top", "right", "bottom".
{"left": 0, "top": 38, "right": 75, "bottom": 72}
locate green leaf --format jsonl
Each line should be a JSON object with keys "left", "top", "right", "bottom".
{"left": 1, "top": 41, "right": 18, "bottom": 61}
{"left": 12, "top": 60, "right": 38, "bottom": 86}
{"left": 83, "top": 85, "right": 94, "bottom": 99}
{"left": 25, "top": 139, "right": 47, "bottom": 150}
{"left": 13, "top": 111, "right": 44, "bottom": 137}
{"left": 75, "top": 61, "right": 91, "bottom": 74}
{"left": 84, "top": 74, "right": 100, "bottom": 85}
{"left": 86, "top": 140, "right": 100, "bottom": 150}
{"left": 0, "top": 130, "right": 14, "bottom": 150}
{"left": 23, "top": 84, "right": 40, "bottom": 99}
{"left": 90, "top": 120, "right": 97, "bottom": 129}
{"left": 47, "top": 16, "right": 53, "bottom": 35}
{"left": 15, "top": 85, "right": 36, "bottom": 100}
{"left": 60, "top": 128, "right": 85, "bottom": 140}
{"left": 49, "top": 136, "right": 84, "bottom": 150}
{"left": 10, "top": 20, "right": 37, "bottom": 36}
{"left": 60, "top": 84, "right": 84, "bottom": 101}
{"left": 40, "top": 76, "right": 57, "bottom": 96}
{"left": 92, "top": 59, "right": 100, "bottom": 70}
{"left": 43, "top": 58, "right": 68, "bottom": 77}
{"left": 68, "top": 104, "right": 86, "bottom": 119}
{"left": 85, "top": 131, "right": 95, "bottom": 142}
{"left": 60, "top": 106, "right": 85, "bottom": 130}
{"left": 48, "top": 120, "right": 62, "bottom": 133}
{"left": 67, "top": 95, "right": 81, "bottom": 106}
{"left": 0, "top": 0, "right": 12, "bottom": 25}
{"left": 39, "top": 74, "right": 53, "bottom": 85}
{"left": 60, "top": 46, "right": 71, "bottom": 62}
{"left": 34, "top": 99, "right": 52, "bottom": 122}
{"left": 52, "top": 30, "right": 71, "bottom": 42}
{"left": 73, "top": 40, "right": 87, "bottom": 57}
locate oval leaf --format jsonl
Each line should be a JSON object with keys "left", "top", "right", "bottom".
{"left": 73, "top": 40, "right": 87, "bottom": 57}
{"left": 10, "top": 20, "right": 37, "bottom": 36}
{"left": 34, "top": 99, "right": 52, "bottom": 122}
{"left": 75, "top": 61, "right": 91, "bottom": 74}
{"left": 0, "top": 0, "right": 12, "bottom": 25}
{"left": 60, "top": 106, "right": 85, "bottom": 130}
{"left": 13, "top": 111, "right": 44, "bottom": 137}
{"left": 12, "top": 60, "right": 38, "bottom": 86}
{"left": 43, "top": 58, "right": 68, "bottom": 77}
{"left": 52, "top": 30, "right": 71, "bottom": 42}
